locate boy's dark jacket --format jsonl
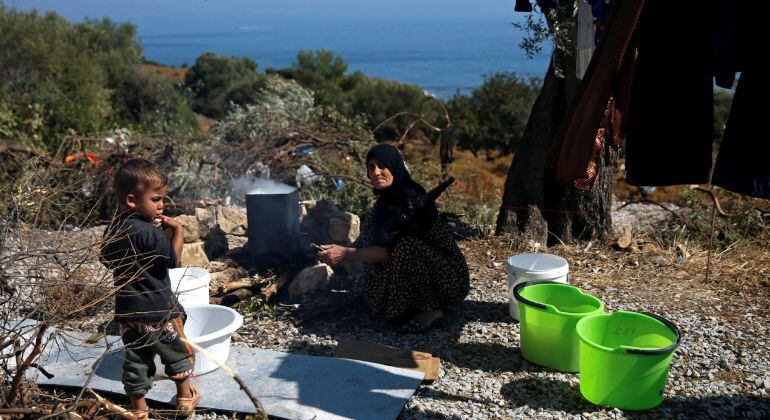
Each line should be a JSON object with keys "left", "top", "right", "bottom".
{"left": 101, "top": 212, "right": 183, "bottom": 321}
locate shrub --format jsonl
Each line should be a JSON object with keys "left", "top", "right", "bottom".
{"left": 447, "top": 72, "right": 539, "bottom": 155}
{"left": 0, "top": 6, "right": 197, "bottom": 152}
{"left": 212, "top": 76, "right": 319, "bottom": 143}
{"left": 184, "top": 52, "right": 266, "bottom": 118}
{"left": 277, "top": 50, "right": 446, "bottom": 141}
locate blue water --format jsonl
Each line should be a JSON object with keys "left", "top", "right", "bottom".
{"left": 140, "top": 19, "right": 550, "bottom": 98}
{"left": 13, "top": 1, "right": 551, "bottom": 99}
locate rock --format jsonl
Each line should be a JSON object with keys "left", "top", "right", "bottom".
{"left": 203, "top": 227, "right": 229, "bottom": 259}
{"left": 206, "top": 260, "right": 229, "bottom": 273}
{"left": 616, "top": 235, "right": 633, "bottom": 250}
{"left": 217, "top": 206, "right": 247, "bottom": 236}
{"left": 225, "top": 234, "right": 248, "bottom": 255}
{"left": 210, "top": 266, "right": 249, "bottom": 293}
{"left": 195, "top": 207, "right": 217, "bottom": 238}
{"left": 288, "top": 263, "right": 333, "bottom": 297}
{"left": 181, "top": 241, "right": 209, "bottom": 267}
{"left": 174, "top": 214, "right": 201, "bottom": 243}
{"left": 328, "top": 212, "right": 360, "bottom": 244}
{"left": 299, "top": 200, "right": 318, "bottom": 221}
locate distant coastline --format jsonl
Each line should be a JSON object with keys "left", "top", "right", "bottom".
{"left": 137, "top": 20, "right": 551, "bottom": 99}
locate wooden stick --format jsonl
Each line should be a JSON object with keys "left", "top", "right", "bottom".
{"left": 6, "top": 323, "right": 48, "bottom": 403}
{"left": 706, "top": 198, "right": 717, "bottom": 283}
{"left": 179, "top": 337, "right": 267, "bottom": 419}
{"left": 216, "top": 279, "right": 262, "bottom": 295}
{"left": 0, "top": 407, "right": 52, "bottom": 415}
{"left": 88, "top": 388, "right": 129, "bottom": 415}
{"left": 694, "top": 186, "right": 731, "bottom": 217}
{"left": 260, "top": 276, "right": 287, "bottom": 302}
{"left": 221, "top": 288, "right": 255, "bottom": 306}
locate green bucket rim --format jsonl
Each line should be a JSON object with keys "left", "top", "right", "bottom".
{"left": 576, "top": 310, "right": 682, "bottom": 355}
{"left": 513, "top": 281, "right": 605, "bottom": 317}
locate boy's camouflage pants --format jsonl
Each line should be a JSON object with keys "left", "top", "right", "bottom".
{"left": 120, "top": 315, "right": 194, "bottom": 397}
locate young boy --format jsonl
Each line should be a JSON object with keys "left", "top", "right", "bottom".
{"left": 101, "top": 158, "right": 200, "bottom": 418}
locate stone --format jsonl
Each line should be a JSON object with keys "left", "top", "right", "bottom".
{"left": 288, "top": 263, "right": 333, "bottom": 297}
{"left": 328, "top": 212, "right": 360, "bottom": 244}
{"left": 206, "top": 260, "right": 229, "bottom": 273}
{"left": 225, "top": 234, "right": 249, "bottom": 255}
{"left": 217, "top": 206, "right": 247, "bottom": 236}
{"left": 181, "top": 241, "right": 209, "bottom": 267}
{"left": 174, "top": 214, "right": 201, "bottom": 243}
{"left": 195, "top": 207, "right": 217, "bottom": 238}
{"left": 203, "top": 227, "right": 229, "bottom": 259}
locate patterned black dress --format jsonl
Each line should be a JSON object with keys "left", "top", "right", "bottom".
{"left": 356, "top": 213, "right": 470, "bottom": 321}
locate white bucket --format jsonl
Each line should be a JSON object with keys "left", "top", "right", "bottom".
{"left": 155, "top": 304, "right": 243, "bottom": 376}
{"left": 506, "top": 253, "right": 569, "bottom": 321}
{"left": 169, "top": 267, "right": 210, "bottom": 307}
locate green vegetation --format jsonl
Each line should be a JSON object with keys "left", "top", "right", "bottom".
{"left": 447, "top": 73, "right": 540, "bottom": 156}
{"left": 0, "top": 5, "right": 197, "bottom": 152}
{"left": 184, "top": 52, "right": 267, "bottom": 118}
{"left": 713, "top": 88, "right": 734, "bottom": 144}
{"left": 0, "top": 5, "right": 540, "bottom": 229}
{"left": 275, "top": 49, "right": 447, "bottom": 141}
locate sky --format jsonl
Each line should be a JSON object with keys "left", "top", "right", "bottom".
{"left": 9, "top": 1, "right": 524, "bottom": 34}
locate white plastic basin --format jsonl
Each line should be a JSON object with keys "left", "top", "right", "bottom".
{"left": 506, "top": 253, "right": 569, "bottom": 321}
{"left": 154, "top": 304, "right": 243, "bottom": 376}
{"left": 169, "top": 267, "right": 210, "bottom": 307}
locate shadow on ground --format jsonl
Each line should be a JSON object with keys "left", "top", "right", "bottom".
{"left": 500, "top": 377, "right": 600, "bottom": 414}
{"left": 624, "top": 395, "right": 770, "bottom": 419}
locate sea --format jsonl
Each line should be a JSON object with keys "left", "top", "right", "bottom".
{"left": 13, "top": 1, "right": 552, "bottom": 99}
{"left": 139, "top": 19, "right": 551, "bottom": 98}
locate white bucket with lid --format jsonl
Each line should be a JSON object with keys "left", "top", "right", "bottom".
{"left": 169, "top": 267, "right": 211, "bottom": 307}
{"left": 506, "top": 253, "right": 569, "bottom": 320}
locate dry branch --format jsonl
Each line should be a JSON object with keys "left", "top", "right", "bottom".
{"left": 87, "top": 389, "right": 129, "bottom": 416}
{"left": 216, "top": 279, "right": 262, "bottom": 295}
{"left": 179, "top": 337, "right": 267, "bottom": 419}
{"left": 6, "top": 323, "right": 48, "bottom": 404}
{"left": 220, "top": 288, "right": 255, "bottom": 306}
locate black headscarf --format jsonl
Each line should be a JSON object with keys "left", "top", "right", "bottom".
{"left": 366, "top": 144, "right": 438, "bottom": 246}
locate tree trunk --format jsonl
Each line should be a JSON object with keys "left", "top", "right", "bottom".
{"left": 496, "top": 8, "right": 617, "bottom": 245}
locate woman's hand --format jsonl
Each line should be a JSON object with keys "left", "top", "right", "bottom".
{"left": 317, "top": 244, "right": 348, "bottom": 266}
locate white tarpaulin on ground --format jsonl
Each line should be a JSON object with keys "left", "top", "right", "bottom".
{"left": 30, "top": 331, "right": 423, "bottom": 419}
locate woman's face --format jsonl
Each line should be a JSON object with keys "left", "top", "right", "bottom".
{"left": 367, "top": 159, "right": 394, "bottom": 190}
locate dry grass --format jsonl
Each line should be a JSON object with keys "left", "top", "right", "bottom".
{"left": 140, "top": 63, "right": 187, "bottom": 83}
{"left": 464, "top": 230, "right": 770, "bottom": 322}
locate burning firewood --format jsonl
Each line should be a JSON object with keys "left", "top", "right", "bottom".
{"left": 220, "top": 288, "right": 255, "bottom": 306}
{"left": 216, "top": 278, "right": 264, "bottom": 295}
{"left": 260, "top": 275, "right": 287, "bottom": 302}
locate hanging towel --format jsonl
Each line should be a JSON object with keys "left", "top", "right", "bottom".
{"left": 547, "top": 0, "right": 645, "bottom": 189}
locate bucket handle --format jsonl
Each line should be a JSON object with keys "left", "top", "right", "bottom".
{"left": 624, "top": 311, "right": 682, "bottom": 355}
{"left": 511, "top": 281, "right": 562, "bottom": 311}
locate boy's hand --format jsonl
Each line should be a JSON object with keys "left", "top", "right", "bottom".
{"left": 159, "top": 215, "right": 183, "bottom": 232}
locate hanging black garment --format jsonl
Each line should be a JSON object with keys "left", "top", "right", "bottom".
{"left": 713, "top": 0, "right": 749, "bottom": 89}
{"left": 624, "top": 0, "right": 714, "bottom": 186}
{"left": 711, "top": 67, "right": 768, "bottom": 199}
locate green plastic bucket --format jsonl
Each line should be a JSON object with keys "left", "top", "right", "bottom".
{"left": 576, "top": 311, "right": 682, "bottom": 410}
{"left": 513, "top": 281, "right": 605, "bottom": 372}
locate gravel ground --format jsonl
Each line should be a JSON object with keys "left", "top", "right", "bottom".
{"left": 226, "top": 235, "right": 770, "bottom": 419}
{"left": 3, "top": 218, "right": 769, "bottom": 419}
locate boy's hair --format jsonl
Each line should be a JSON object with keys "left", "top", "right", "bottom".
{"left": 114, "top": 158, "right": 168, "bottom": 201}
